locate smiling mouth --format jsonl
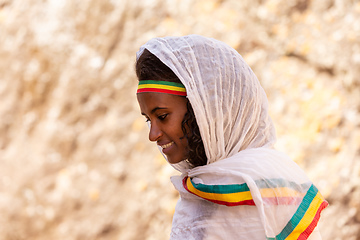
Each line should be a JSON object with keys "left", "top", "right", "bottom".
{"left": 160, "top": 142, "right": 174, "bottom": 149}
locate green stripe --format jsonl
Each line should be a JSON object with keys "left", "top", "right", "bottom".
{"left": 190, "top": 178, "right": 311, "bottom": 195}
{"left": 255, "top": 178, "right": 311, "bottom": 192}
{"left": 138, "top": 80, "right": 185, "bottom": 88}
{"left": 190, "top": 178, "right": 250, "bottom": 194}
{"left": 275, "top": 184, "right": 318, "bottom": 240}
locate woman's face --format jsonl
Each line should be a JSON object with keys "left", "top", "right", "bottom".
{"left": 137, "top": 92, "right": 189, "bottom": 164}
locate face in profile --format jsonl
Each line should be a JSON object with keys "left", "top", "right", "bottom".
{"left": 137, "top": 92, "right": 189, "bottom": 164}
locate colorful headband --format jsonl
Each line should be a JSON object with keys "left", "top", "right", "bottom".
{"left": 137, "top": 80, "right": 187, "bottom": 96}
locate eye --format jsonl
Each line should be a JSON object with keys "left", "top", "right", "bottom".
{"left": 145, "top": 117, "right": 150, "bottom": 122}
{"left": 158, "top": 114, "right": 168, "bottom": 120}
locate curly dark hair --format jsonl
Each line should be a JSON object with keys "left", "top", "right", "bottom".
{"left": 135, "top": 49, "right": 207, "bottom": 167}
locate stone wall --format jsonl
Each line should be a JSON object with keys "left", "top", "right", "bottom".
{"left": 0, "top": 0, "right": 359, "bottom": 239}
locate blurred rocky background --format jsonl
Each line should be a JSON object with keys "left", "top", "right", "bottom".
{"left": 0, "top": 0, "right": 359, "bottom": 239}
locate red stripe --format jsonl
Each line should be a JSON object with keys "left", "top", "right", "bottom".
{"left": 183, "top": 176, "right": 190, "bottom": 191}
{"left": 297, "top": 201, "right": 329, "bottom": 240}
{"left": 262, "top": 197, "right": 303, "bottom": 205}
{"left": 182, "top": 177, "right": 256, "bottom": 206}
{"left": 209, "top": 199, "right": 255, "bottom": 206}
{"left": 137, "top": 88, "right": 187, "bottom": 96}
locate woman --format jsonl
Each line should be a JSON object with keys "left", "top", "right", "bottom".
{"left": 136, "top": 35, "right": 327, "bottom": 240}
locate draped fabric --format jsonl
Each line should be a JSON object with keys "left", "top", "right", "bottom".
{"left": 136, "top": 35, "right": 327, "bottom": 240}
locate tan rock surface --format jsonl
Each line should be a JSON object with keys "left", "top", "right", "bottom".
{"left": 0, "top": 0, "right": 359, "bottom": 239}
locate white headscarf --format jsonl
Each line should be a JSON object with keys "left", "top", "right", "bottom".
{"left": 137, "top": 35, "right": 327, "bottom": 240}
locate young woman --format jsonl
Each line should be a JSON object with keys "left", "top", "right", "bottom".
{"left": 136, "top": 35, "right": 327, "bottom": 240}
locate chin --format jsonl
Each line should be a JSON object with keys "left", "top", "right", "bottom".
{"left": 167, "top": 157, "right": 182, "bottom": 164}
{"left": 168, "top": 160, "right": 180, "bottom": 164}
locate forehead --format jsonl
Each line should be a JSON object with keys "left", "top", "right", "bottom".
{"left": 137, "top": 92, "right": 187, "bottom": 113}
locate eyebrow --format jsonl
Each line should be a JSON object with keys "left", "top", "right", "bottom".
{"left": 141, "top": 107, "right": 168, "bottom": 116}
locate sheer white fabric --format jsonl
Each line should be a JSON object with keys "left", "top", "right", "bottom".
{"left": 137, "top": 35, "right": 325, "bottom": 240}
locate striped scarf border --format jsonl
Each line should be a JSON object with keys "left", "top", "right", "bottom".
{"left": 182, "top": 176, "right": 328, "bottom": 240}
{"left": 267, "top": 185, "right": 328, "bottom": 240}
{"left": 182, "top": 176, "right": 254, "bottom": 206}
{"left": 183, "top": 177, "right": 309, "bottom": 206}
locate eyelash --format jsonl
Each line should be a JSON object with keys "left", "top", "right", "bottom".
{"left": 158, "top": 114, "right": 168, "bottom": 120}
{"left": 145, "top": 114, "right": 168, "bottom": 122}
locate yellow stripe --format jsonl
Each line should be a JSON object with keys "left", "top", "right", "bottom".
{"left": 187, "top": 179, "right": 253, "bottom": 202}
{"left": 138, "top": 84, "right": 186, "bottom": 92}
{"left": 260, "top": 188, "right": 305, "bottom": 198}
{"left": 188, "top": 180, "right": 304, "bottom": 202}
{"left": 285, "top": 192, "right": 324, "bottom": 240}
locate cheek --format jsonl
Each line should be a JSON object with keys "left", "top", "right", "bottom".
{"left": 172, "top": 126, "right": 184, "bottom": 142}
{"left": 176, "top": 116, "right": 186, "bottom": 137}
{"left": 176, "top": 122, "right": 188, "bottom": 147}
{"left": 167, "top": 118, "right": 184, "bottom": 142}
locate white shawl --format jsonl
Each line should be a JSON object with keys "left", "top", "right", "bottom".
{"left": 137, "top": 35, "right": 327, "bottom": 240}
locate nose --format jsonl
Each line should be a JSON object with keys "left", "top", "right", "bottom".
{"left": 149, "top": 122, "right": 162, "bottom": 142}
